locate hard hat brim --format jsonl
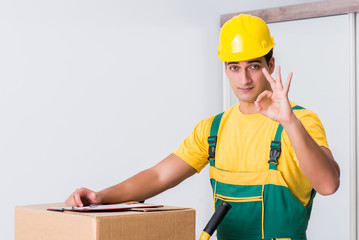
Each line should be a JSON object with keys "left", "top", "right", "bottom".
{"left": 218, "top": 46, "right": 273, "bottom": 62}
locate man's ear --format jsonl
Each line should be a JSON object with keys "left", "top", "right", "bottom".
{"left": 268, "top": 57, "right": 275, "bottom": 74}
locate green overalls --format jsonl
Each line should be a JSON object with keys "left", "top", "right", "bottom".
{"left": 208, "top": 106, "right": 315, "bottom": 240}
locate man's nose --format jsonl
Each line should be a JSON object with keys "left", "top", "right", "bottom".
{"left": 239, "top": 70, "right": 251, "bottom": 84}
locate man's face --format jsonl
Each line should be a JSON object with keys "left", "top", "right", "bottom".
{"left": 225, "top": 56, "right": 275, "bottom": 104}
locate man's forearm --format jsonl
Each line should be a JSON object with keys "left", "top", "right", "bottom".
{"left": 97, "top": 168, "right": 166, "bottom": 204}
{"left": 282, "top": 115, "right": 340, "bottom": 195}
{"left": 97, "top": 153, "right": 197, "bottom": 204}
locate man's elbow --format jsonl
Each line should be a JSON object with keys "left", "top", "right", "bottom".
{"left": 317, "top": 178, "right": 340, "bottom": 196}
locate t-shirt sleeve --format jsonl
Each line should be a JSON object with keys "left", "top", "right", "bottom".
{"left": 173, "top": 117, "right": 214, "bottom": 173}
{"left": 298, "top": 110, "right": 329, "bottom": 149}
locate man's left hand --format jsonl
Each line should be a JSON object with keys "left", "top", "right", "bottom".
{"left": 255, "top": 66, "right": 295, "bottom": 125}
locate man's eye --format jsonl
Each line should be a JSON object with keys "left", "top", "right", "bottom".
{"left": 229, "top": 66, "right": 238, "bottom": 71}
{"left": 250, "top": 65, "right": 260, "bottom": 70}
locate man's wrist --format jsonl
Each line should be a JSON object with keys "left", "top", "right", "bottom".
{"left": 95, "top": 190, "right": 105, "bottom": 204}
{"left": 280, "top": 112, "right": 300, "bottom": 128}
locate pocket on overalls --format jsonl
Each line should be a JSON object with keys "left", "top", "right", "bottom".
{"left": 263, "top": 183, "right": 310, "bottom": 238}
{"left": 214, "top": 192, "right": 264, "bottom": 240}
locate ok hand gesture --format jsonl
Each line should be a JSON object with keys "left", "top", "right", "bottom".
{"left": 254, "top": 66, "right": 295, "bottom": 125}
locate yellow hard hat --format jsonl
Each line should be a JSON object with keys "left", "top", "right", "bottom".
{"left": 217, "top": 14, "right": 275, "bottom": 62}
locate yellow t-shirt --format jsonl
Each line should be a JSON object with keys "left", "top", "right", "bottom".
{"left": 173, "top": 102, "right": 329, "bottom": 206}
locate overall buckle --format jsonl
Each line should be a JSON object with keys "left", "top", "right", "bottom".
{"left": 268, "top": 141, "right": 281, "bottom": 164}
{"left": 208, "top": 136, "right": 217, "bottom": 160}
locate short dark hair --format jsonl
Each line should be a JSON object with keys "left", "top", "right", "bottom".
{"left": 264, "top": 49, "right": 273, "bottom": 66}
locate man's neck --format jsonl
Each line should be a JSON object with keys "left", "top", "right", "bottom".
{"left": 239, "top": 98, "right": 272, "bottom": 115}
{"left": 239, "top": 102, "right": 258, "bottom": 114}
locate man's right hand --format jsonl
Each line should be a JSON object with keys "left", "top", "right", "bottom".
{"left": 65, "top": 187, "right": 102, "bottom": 207}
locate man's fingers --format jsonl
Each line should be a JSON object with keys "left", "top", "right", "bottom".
{"left": 65, "top": 194, "right": 76, "bottom": 206}
{"left": 263, "top": 66, "right": 285, "bottom": 90}
{"left": 275, "top": 66, "right": 284, "bottom": 90}
{"left": 255, "top": 90, "right": 272, "bottom": 113}
{"left": 65, "top": 189, "right": 85, "bottom": 207}
{"left": 262, "top": 68, "right": 275, "bottom": 85}
{"left": 65, "top": 197, "right": 71, "bottom": 206}
{"left": 65, "top": 187, "right": 98, "bottom": 207}
{"left": 275, "top": 66, "right": 281, "bottom": 82}
{"left": 254, "top": 101, "right": 262, "bottom": 112}
{"left": 74, "top": 191, "right": 84, "bottom": 207}
{"left": 65, "top": 195, "right": 76, "bottom": 207}
{"left": 256, "top": 90, "right": 272, "bottom": 104}
{"left": 284, "top": 72, "right": 293, "bottom": 94}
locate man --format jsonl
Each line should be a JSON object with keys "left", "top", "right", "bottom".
{"left": 66, "top": 14, "right": 340, "bottom": 239}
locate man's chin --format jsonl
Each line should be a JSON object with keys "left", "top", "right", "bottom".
{"left": 237, "top": 97, "right": 257, "bottom": 104}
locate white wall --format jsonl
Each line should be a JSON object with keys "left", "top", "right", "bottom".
{"left": 0, "top": 0, "right": 322, "bottom": 238}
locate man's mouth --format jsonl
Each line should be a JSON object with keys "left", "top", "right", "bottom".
{"left": 238, "top": 87, "right": 254, "bottom": 92}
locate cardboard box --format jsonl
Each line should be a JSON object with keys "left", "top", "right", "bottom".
{"left": 15, "top": 203, "right": 195, "bottom": 240}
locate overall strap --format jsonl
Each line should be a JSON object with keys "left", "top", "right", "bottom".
{"left": 268, "top": 105, "right": 305, "bottom": 170}
{"left": 208, "top": 112, "right": 224, "bottom": 167}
